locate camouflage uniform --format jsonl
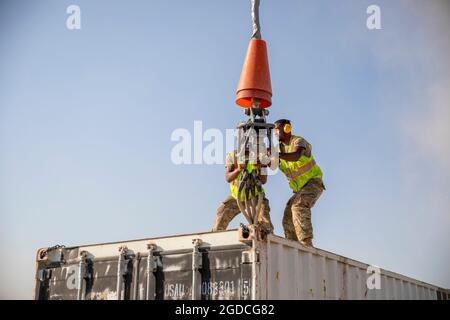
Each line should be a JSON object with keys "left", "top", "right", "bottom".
{"left": 212, "top": 195, "right": 274, "bottom": 233}
{"left": 282, "top": 177, "right": 324, "bottom": 243}
{"left": 212, "top": 151, "right": 274, "bottom": 233}
{"left": 278, "top": 135, "right": 325, "bottom": 245}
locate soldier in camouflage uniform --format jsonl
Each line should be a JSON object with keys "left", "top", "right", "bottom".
{"left": 274, "top": 119, "right": 325, "bottom": 247}
{"left": 212, "top": 150, "right": 274, "bottom": 233}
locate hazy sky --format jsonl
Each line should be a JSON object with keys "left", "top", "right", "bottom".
{"left": 1, "top": 0, "right": 449, "bottom": 299}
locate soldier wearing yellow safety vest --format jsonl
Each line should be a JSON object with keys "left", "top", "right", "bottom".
{"left": 273, "top": 119, "right": 325, "bottom": 247}
{"left": 212, "top": 148, "right": 274, "bottom": 233}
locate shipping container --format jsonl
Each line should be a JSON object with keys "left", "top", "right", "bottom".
{"left": 34, "top": 227, "right": 449, "bottom": 300}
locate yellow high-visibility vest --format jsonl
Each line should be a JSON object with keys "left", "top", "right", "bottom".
{"left": 278, "top": 136, "right": 323, "bottom": 192}
{"left": 227, "top": 152, "right": 264, "bottom": 200}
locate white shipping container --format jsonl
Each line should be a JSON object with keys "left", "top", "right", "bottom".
{"left": 34, "top": 227, "right": 449, "bottom": 300}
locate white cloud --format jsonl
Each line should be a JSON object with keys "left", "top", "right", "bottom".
{"left": 370, "top": 1, "right": 450, "bottom": 175}
{"left": 403, "top": 79, "right": 450, "bottom": 175}
{"left": 399, "top": 0, "right": 450, "bottom": 175}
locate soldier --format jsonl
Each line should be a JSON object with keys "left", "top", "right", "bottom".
{"left": 212, "top": 148, "right": 274, "bottom": 233}
{"left": 273, "top": 119, "right": 325, "bottom": 247}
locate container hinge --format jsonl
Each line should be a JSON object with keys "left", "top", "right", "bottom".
{"left": 37, "top": 268, "right": 52, "bottom": 282}
{"left": 77, "top": 250, "right": 91, "bottom": 300}
{"left": 191, "top": 239, "right": 203, "bottom": 300}
{"left": 116, "top": 245, "right": 132, "bottom": 300}
{"left": 241, "top": 250, "right": 260, "bottom": 264}
{"left": 146, "top": 243, "right": 158, "bottom": 300}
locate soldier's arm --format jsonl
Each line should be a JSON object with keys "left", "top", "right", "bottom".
{"left": 279, "top": 146, "right": 304, "bottom": 161}
{"left": 225, "top": 164, "right": 242, "bottom": 183}
{"left": 279, "top": 138, "right": 309, "bottom": 162}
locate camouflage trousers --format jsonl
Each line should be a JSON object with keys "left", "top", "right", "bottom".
{"left": 212, "top": 195, "right": 274, "bottom": 233}
{"left": 283, "top": 178, "right": 325, "bottom": 242}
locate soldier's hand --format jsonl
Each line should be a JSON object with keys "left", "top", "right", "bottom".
{"left": 259, "top": 153, "right": 270, "bottom": 166}
{"left": 266, "top": 155, "right": 278, "bottom": 171}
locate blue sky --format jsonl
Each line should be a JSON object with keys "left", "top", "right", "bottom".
{"left": 1, "top": 0, "right": 449, "bottom": 299}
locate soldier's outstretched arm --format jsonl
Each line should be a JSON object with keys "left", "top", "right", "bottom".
{"left": 225, "top": 164, "right": 242, "bottom": 183}
{"left": 279, "top": 145, "right": 308, "bottom": 162}
{"left": 279, "top": 138, "right": 311, "bottom": 162}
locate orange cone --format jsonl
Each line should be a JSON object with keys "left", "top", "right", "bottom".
{"left": 236, "top": 39, "right": 272, "bottom": 108}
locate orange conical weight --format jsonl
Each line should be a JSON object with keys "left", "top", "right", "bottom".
{"left": 236, "top": 39, "right": 272, "bottom": 108}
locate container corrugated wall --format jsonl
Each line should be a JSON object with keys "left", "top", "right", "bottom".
{"left": 34, "top": 229, "right": 447, "bottom": 300}
{"left": 264, "top": 235, "right": 442, "bottom": 300}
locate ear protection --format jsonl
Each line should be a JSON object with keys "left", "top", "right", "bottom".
{"left": 283, "top": 123, "right": 292, "bottom": 134}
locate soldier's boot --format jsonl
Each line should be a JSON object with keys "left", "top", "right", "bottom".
{"left": 259, "top": 223, "right": 274, "bottom": 234}
{"left": 300, "top": 237, "right": 313, "bottom": 247}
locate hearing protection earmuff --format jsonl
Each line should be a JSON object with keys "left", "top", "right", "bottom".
{"left": 283, "top": 123, "right": 292, "bottom": 134}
